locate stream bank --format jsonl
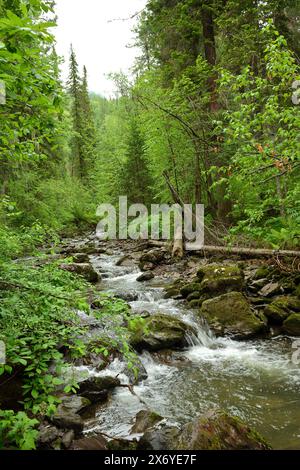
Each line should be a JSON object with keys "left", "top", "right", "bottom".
{"left": 4, "top": 233, "right": 300, "bottom": 450}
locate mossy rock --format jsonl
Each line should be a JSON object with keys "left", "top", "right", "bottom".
{"left": 196, "top": 264, "right": 244, "bottom": 297}
{"left": 174, "top": 410, "right": 271, "bottom": 450}
{"left": 131, "top": 410, "right": 164, "bottom": 434}
{"left": 180, "top": 283, "right": 202, "bottom": 298}
{"left": 197, "top": 264, "right": 242, "bottom": 280}
{"left": 252, "top": 267, "right": 270, "bottom": 280}
{"left": 295, "top": 285, "right": 300, "bottom": 299}
{"left": 264, "top": 296, "right": 300, "bottom": 324}
{"left": 186, "top": 291, "right": 201, "bottom": 301}
{"left": 283, "top": 313, "right": 300, "bottom": 336}
{"left": 189, "top": 299, "right": 204, "bottom": 309}
{"left": 164, "top": 287, "right": 181, "bottom": 299}
{"left": 138, "top": 410, "right": 271, "bottom": 450}
{"left": 130, "top": 314, "right": 197, "bottom": 352}
{"left": 200, "top": 292, "right": 267, "bottom": 339}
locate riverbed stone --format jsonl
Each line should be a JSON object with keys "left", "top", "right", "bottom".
{"left": 60, "top": 263, "right": 100, "bottom": 283}
{"left": 78, "top": 376, "right": 120, "bottom": 403}
{"left": 137, "top": 272, "right": 155, "bottom": 282}
{"left": 283, "top": 313, "right": 300, "bottom": 336}
{"left": 196, "top": 264, "right": 244, "bottom": 297}
{"left": 264, "top": 296, "right": 300, "bottom": 324}
{"left": 51, "top": 410, "right": 83, "bottom": 436}
{"left": 130, "top": 314, "right": 197, "bottom": 351}
{"left": 56, "top": 395, "right": 91, "bottom": 415}
{"left": 180, "top": 282, "right": 202, "bottom": 298}
{"left": 139, "top": 249, "right": 167, "bottom": 271}
{"left": 259, "top": 282, "right": 283, "bottom": 297}
{"left": 72, "top": 435, "right": 108, "bottom": 450}
{"left": 174, "top": 410, "right": 271, "bottom": 450}
{"left": 200, "top": 292, "right": 267, "bottom": 339}
{"left": 138, "top": 410, "right": 271, "bottom": 450}
{"left": 131, "top": 410, "right": 164, "bottom": 434}
{"left": 71, "top": 253, "right": 90, "bottom": 263}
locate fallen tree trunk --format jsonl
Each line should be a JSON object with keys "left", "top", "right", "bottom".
{"left": 147, "top": 240, "right": 300, "bottom": 258}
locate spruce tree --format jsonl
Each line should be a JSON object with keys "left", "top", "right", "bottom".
{"left": 120, "top": 119, "right": 153, "bottom": 206}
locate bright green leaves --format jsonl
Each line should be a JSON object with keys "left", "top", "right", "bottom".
{"left": 0, "top": 410, "right": 39, "bottom": 450}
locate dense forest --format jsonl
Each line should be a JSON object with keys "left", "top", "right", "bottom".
{"left": 0, "top": 0, "right": 300, "bottom": 452}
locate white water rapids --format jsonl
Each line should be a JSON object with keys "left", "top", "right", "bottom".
{"left": 77, "top": 250, "right": 300, "bottom": 449}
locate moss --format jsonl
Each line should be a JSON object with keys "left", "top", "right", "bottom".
{"left": 252, "top": 267, "right": 270, "bottom": 280}
{"left": 200, "top": 292, "right": 267, "bottom": 339}
{"left": 180, "top": 283, "right": 202, "bottom": 298}
{"left": 264, "top": 296, "right": 300, "bottom": 324}
{"left": 197, "top": 264, "right": 242, "bottom": 280}
{"left": 164, "top": 287, "right": 180, "bottom": 299}
{"left": 187, "top": 291, "right": 201, "bottom": 301}
{"left": 189, "top": 299, "right": 203, "bottom": 309}
{"left": 283, "top": 313, "right": 300, "bottom": 336}
{"left": 175, "top": 410, "right": 271, "bottom": 450}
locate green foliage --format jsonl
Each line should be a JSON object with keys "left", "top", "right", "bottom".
{"left": 0, "top": 410, "right": 39, "bottom": 450}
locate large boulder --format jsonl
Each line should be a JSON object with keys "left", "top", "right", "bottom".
{"left": 139, "top": 249, "right": 167, "bottom": 271}
{"left": 60, "top": 263, "right": 100, "bottom": 283}
{"left": 138, "top": 410, "right": 270, "bottom": 450}
{"left": 130, "top": 314, "right": 197, "bottom": 352}
{"left": 51, "top": 410, "right": 83, "bottom": 436}
{"left": 197, "top": 264, "right": 244, "bottom": 296}
{"left": 131, "top": 410, "right": 164, "bottom": 434}
{"left": 78, "top": 376, "right": 120, "bottom": 403}
{"left": 200, "top": 292, "right": 267, "bottom": 339}
{"left": 174, "top": 410, "right": 271, "bottom": 450}
{"left": 264, "top": 296, "right": 300, "bottom": 324}
{"left": 56, "top": 395, "right": 91, "bottom": 416}
{"left": 180, "top": 264, "right": 244, "bottom": 307}
{"left": 283, "top": 313, "right": 300, "bottom": 336}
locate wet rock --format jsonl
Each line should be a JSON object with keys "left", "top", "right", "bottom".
{"left": 78, "top": 376, "right": 120, "bottom": 403}
{"left": 71, "top": 253, "right": 90, "bottom": 263}
{"left": 259, "top": 282, "right": 283, "bottom": 298}
{"left": 72, "top": 435, "right": 108, "bottom": 450}
{"left": 200, "top": 292, "right": 267, "bottom": 339}
{"left": 138, "top": 422, "right": 180, "bottom": 450}
{"left": 196, "top": 264, "right": 244, "bottom": 297}
{"left": 164, "top": 286, "right": 181, "bottom": 299}
{"left": 122, "top": 358, "right": 148, "bottom": 384}
{"left": 130, "top": 314, "right": 197, "bottom": 351}
{"left": 180, "top": 283, "right": 202, "bottom": 298}
{"left": 51, "top": 410, "right": 83, "bottom": 436}
{"left": 107, "top": 438, "right": 138, "bottom": 451}
{"left": 264, "top": 296, "right": 300, "bottom": 324}
{"left": 283, "top": 313, "right": 300, "bottom": 336}
{"left": 131, "top": 410, "right": 164, "bottom": 434}
{"left": 116, "top": 255, "right": 135, "bottom": 267}
{"left": 56, "top": 395, "right": 91, "bottom": 415}
{"left": 138, "top": 410, "right": 271, "bottom": 450}
{"left": 61, "top": 430, "right": 75, "bottom": 449}
{"left": 137, "top": 272, "right": 155, "bottom": 282}
{"left": 139, "top": 249, "right": 167, "bottom": 271}
{"left": 37, "top": 424, "right": 61, "bottom": 448}
{"left": 114, "top": 291, "right": 138, "bottom": 302}
{"left": 174, "top": 410, "right": 271, "bottom": 450}
{"left": 60, "top": 263, "right": 100, "bottom": 283}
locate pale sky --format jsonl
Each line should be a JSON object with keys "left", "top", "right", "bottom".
{"left": 54, "top": 0, "right": 147, "bottom": 97}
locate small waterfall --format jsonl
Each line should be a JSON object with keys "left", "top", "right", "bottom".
{"left": 85, "top": 247, "right": 300, "bottom": 449}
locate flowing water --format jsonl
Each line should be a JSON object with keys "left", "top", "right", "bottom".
{"left": 83, "top": 250, "right": 300, "bottom": 449}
